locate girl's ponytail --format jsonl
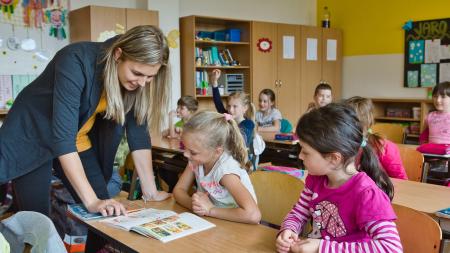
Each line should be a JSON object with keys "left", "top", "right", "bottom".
{"left": 226, "top": 118, "right": 252, "bottom": 172}
{"left": 359, "top": 143, "right": 394, "bottom": 200}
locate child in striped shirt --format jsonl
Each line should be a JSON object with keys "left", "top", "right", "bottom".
{"left": 276, "top": 104, "right": 402, "bottom": 253}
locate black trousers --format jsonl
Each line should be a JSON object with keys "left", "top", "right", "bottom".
{"left": 12, "top": 148, "right": 110, "bottom": 216}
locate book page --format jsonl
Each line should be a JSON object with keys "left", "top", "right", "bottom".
{"left": 132, "top": 212, "right": 215, "bottom": 243}
{"left": 101, "top": 208, "right": 177, "bottom": 231}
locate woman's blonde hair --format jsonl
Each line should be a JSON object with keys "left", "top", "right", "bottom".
{"left": 183, "top": 111, "right": 251, "bottom": 172}
{"left": 102, "top": 25, "right": 170, "bottom": 133}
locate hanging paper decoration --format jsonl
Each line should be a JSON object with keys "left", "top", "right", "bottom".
{"left": 0, "top": 0, "right": 19, "bottom": 19}
{"left": 257, "top": 38, "right": 272, "bottom": 53}
{"left": 402, "top": 20, "right": 413, "bottom": 31}
{"left": 45, "top": 8, "right": 66, "bottom": 40}
{"left": 22, "top": 0, "right": 48, "bottom": 28}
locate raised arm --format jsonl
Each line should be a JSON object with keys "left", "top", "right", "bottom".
{"left": 210, "top": 69, "right": 227, "bottom": 113}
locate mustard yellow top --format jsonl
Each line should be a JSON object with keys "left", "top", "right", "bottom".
{"left": 76, "top": 92, "right": 107, "bottom": 152}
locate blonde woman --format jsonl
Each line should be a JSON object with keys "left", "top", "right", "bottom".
{"left": 0, "top": 25, "right": 171, "bottom": 218}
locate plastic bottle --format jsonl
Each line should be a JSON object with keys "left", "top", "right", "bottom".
{"left": 322, "top": 6, "right": 330, "bottom": 28}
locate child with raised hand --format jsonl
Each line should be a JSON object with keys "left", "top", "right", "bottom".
{"left": 256, "top": 89, "right": 282, "bottom": 132}
{"left": 173, "top": 111, "right": 261, "bottom": 224}
{"left": 345, "top": 96, "right": 408, "bottom": 180}
{"left": 210, "top": 69, "right": 255, "bottom": 147}
{"left": 276, "top": 103, "right": 401, "bottom": 253}
{"left": 419, "top": 82, "right": 450, "bottom": 145}
{"left": 162, "top": 96, "right": 198, "bottom": 138}
{"left": 306, "top": 82, "right": 333, "bottom": 113}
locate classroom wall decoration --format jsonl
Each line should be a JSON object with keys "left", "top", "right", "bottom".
{"left": 404, "top": 18, "right": 450, "bottom": 88}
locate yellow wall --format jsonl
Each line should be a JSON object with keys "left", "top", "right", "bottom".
{"left": 317, "top": 0, "right": 450, "bottom": 56}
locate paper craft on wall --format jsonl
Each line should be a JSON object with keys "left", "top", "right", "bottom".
{"left": 404, "top": 18, "right": 450, "bottom": 88}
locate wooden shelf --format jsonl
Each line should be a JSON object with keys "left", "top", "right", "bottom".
{"left": 195, "top": 40, "right": 249, "bottom": 45}
{"left": 0, "top": 109, "right": 8, "bottom": 115}
{"left": 374, "top": 116, "right": 420, "bottom": 122}
{"left": 196, "top": 66, "right": 250, "bottom": 69}
{"left": 196, "top": 95, "right": 229, "bottom": 99}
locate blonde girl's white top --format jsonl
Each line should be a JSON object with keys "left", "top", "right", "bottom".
{"left": 191, "top": 152, "right": 257, "bottom": 208}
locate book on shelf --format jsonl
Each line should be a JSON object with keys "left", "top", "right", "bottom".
{"left": 101, "top": 208, "right": 215, "bottom": 243}
{"left": 68, "top": 199, "right": 144, "bottom": 221}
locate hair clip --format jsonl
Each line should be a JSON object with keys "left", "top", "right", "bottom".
{"left": 360, "top": 138, "right": 368, "bottom": 148}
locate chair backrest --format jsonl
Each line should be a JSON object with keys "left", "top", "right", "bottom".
{"left": 397, "top": 144, "right": 424, "bottom": 182}
{"left": 392, "top": 204, "right": 442, "bottom": 253}
{"left": 280, "top": 118, "right": 293, "bottom": 133}
{"left": 249, "top": 170, "right": 304, "bottom": 226}
{"left": 372, "top": 123, "right": 405, "bottom": 143}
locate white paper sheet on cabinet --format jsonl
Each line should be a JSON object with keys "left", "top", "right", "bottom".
{"left": 440, "top": 63, "right": 450, "bottom": 82}
{"left": 283, "top": 36, "right": 295, "bottom": 59}
{"left": 306, "top": 38, "right": 317, "bottom": 61}
{"left": 327, "top": 39, "right": 337, "bottom": 61}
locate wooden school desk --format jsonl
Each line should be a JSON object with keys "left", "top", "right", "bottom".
{"left": 391, "top": 178, "right": 450, "bottom": 215}
{"left": 83, "top": 196, "right": 278, "bottom": 253}
{"left": 258, "top": 131, "right": 301, "bottom": 168}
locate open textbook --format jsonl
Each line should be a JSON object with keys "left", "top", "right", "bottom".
{"left": 100, "top": 208, "right": 216, "bottom": 243}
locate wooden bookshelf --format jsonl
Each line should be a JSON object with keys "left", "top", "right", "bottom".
{"left": 372, "top": 98, "right": 434, "bottom": 144}
{"left": 180, "top": 15, "right": 251, "bottom": 109}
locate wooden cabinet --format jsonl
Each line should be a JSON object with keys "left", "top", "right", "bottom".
{"left": 252, "top": 22, "right": 342, "bottom": 125}
{"left": 69, "top": 6, "right": 159, "bottom": 43}
{"left": 252, "top": 22, "right": 301, "bottom": 125}
{"left": 180, "top": 15, "right": 251, "bottom": 110}
{"left": 371, "top": 98, "right": 434, "bottom": 143}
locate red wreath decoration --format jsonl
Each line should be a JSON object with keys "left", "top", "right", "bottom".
{"left": 257, "top": 38, "right": 272, "bottom": 53}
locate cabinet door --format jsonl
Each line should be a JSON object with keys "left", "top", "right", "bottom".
{"left": 90, "top": 6, "right": 126, "bottom": 42}
{"left": 322, "top": 28, "right": 342, "bottom": 101}
{"left": 300, "top": 26, "right": 322, "bottom": 114}
{"left": 276, "top": 24, "right": 301, "bottom": 125}
{"left": 251, "top": 21, "right": 277, "bottom": 105}
{"left": 126, "top": 9, "right": 159, "bottom": 29}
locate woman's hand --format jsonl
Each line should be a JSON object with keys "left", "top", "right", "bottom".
{"left": 276, "top": 229, "right": 298, "bottom": 253}
{"left": 142, "top": 190, "right": 171, "bottom": 202}
{"left": 210, "top": 69, "right": 221, "bottom": 87}
{"left": 192, "top": 191, "right": 214, "bottom": 216}
{"left": 290, "top": 238, "right": 320, "bottom": 253}
{"left": 86, "top": 198, "right": 127, "bottom": 217}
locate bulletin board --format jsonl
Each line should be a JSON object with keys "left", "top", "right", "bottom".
{"left": 404, "top": 18, "right": 450, "bottom": 88}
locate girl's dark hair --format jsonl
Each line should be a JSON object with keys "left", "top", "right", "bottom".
{"left": 432, "top": 82, "right": 450, "bottom": 97}
{"left": 259, "top": 89, "right": 276, "bottom": 104}
{"left": 177, "top": 96, "right": 198, "bottom": 112}
{"left": 314, "top": 83, "right": 332, "bottom": 96}
{"left": 296, "top": 103, "right": 394, "bottom": 200}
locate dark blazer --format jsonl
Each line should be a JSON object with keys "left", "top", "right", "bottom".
{"left": 0, "top": 37, "right": 151, "bottom": 183}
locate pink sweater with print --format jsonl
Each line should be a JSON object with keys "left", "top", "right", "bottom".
{"left": 280, "top": 172, "right": 403, "bottom": 253}
{"left": 377, "top": 139, "right": 408, "bottom": 180}
{"left": 427, "top": 111, "right": 450, "bottom": 144}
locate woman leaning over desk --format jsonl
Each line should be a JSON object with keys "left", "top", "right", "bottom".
{"left": 0, "top": 25, "right": 171, "bottom": 217}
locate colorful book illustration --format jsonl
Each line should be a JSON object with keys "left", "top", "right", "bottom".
{"left": 68, "top": 199, "right": 144, "bottom": 221}
{"left": 101, "top": 208, "right": 215, "bottom": 243}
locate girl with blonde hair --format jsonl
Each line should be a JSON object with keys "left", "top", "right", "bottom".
{"left": 173, "top": 111, "right": 261, "bottom": 224}
{"left": 0, "top": 25, "right": 171, "bottom": 218}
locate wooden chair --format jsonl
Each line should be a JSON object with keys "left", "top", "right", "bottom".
{"left": 249, "top": 170, "right": 304, "bottom": 227}
{"left": 372, "top": 123, "right": 405, "bottom": 143}
{"left": 397, "top": 144, "right": 424, "bottom": 182}
{"left": 393, "top": 203, "right": 442, "bottom": 253}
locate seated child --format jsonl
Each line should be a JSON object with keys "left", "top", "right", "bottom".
{"left": 162, "top": 96, "right": 198, "bottom": 138}
{"left": 419, "top": 82, "right": 450, "bottom": 145}
{"left": 345, "top": 96, "right": 408, "bottom": 180}
{"left": 276, "top": 103, "right": 401, "bottom": 253}
{"left": 210, "top": 69, "right": 255, "bottom": 147}
{"left": 173, "top": 111, "right": 261, "bottom": 224}
{"left": 256, "top": 89, "right": 283, "bottom": 132}
{"left": 306, "top": 81, "right": 333, "bottom": 113}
